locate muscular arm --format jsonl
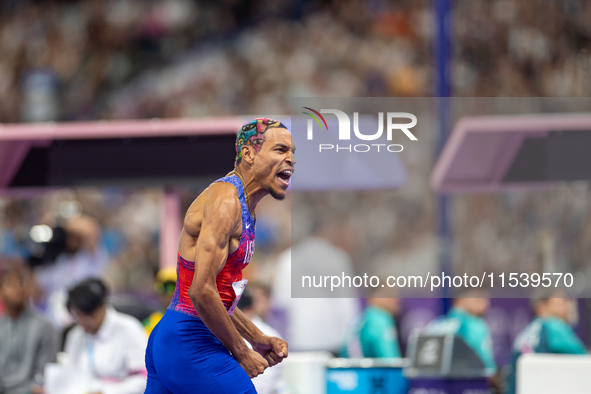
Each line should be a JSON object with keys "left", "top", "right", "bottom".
{"left": 232, "top": 307, "right": 288, "bottom": 367}
{"left": 231, "top": 307, "right": 265, "bottom": 344}
{"left": 187, "top": 185, "right": 268, "bottom": 377}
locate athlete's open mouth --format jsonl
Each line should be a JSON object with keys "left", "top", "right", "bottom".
{"left": 277, "top": 169, "right": 293, "bottom": 186}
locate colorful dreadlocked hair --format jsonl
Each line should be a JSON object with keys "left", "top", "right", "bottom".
{"left": 235, "top": 118, "right": 288, "bottom": 164}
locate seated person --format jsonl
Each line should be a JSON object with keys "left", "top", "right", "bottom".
{"left": 62, "top": 278, "right": 147, "bottom": 394}
{"left": 506, "top": 288, "right": 587, "bottom": 394}
{"left": 423, "top": 289, "right": 496, "bottom": 371}
{"left": 342, "top": 286, "right": 401, "bottom": 358}
{"left": 0, "top": 263, "right": 58, "bottom": 394}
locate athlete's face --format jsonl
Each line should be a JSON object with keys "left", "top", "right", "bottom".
{"left": 252, "top": 127, "right": 296, "bottom": 200}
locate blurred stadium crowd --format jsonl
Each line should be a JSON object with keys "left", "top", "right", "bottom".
{"left": 1, "top": 0, "right": 591, "bottom": 393}
{"left": 0, "top": 0, "right": 589, "bottom": 123}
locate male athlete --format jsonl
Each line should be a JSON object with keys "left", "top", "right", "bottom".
{"left": 145, "top": 118, "right": 294, "bottom": 394}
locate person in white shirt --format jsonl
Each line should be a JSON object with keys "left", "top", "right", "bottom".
{"left": 63, "top": 278, "right": 147, "bottom": 394}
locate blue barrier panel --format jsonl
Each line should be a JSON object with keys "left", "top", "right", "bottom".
{"left": 326, "top": 359, "right": 409, "bottom": 394}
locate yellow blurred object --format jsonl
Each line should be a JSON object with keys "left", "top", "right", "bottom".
{"left": 156, "top": 267, "right": 177, "bottom": 284}
{"left": 145, "top": 268, "right": 177, "bottom": 334}
{"left": 143, "top": 311, "right": 165, "bottom": 335}
{"left": 154, "top": 267, "right": 177, "bottom": 295}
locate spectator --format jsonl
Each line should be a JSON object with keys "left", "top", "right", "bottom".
{"left": 62, "top": 278, "right": 147, "bottom": 394}
{"left": 238, "top": 287, "right": 289, "bottom": 394}
{"left": 424, "top": 289, "right": 496, "bottom": 372}
{"left": 342, "top": 286, "right": 401, "bottom": 358}
{"left": 0, "top": 263, "right": 58, "bottom": 394}
{"left": 506, "top": 288, "right": 587, "bottom": 394}
{"left": 143, "top": 267, "right": 176, "bottom": 335}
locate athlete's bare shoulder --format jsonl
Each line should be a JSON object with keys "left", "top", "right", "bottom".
{"left": 183, "top": 181, "right": 241, "bottom": 238}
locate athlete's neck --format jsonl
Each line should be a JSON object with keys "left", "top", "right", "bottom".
{"left": 233, "top": 167, "right": 266, "bottom": 213}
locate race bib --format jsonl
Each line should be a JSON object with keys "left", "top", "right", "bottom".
{"left": 228, "top": 279, "right": 248, "bottom": 316}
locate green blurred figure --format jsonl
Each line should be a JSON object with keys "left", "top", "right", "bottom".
{"left": 506, "top": 289, "right": 587, "bottom": 394}
{"left": 343, "top": 286, "right": 401, "bottom": 358}
{"left": 424, "top": 289, "right": 496, "bottom": 372}
{"left": 143, "top": 267, "right": 177, "bottom": 335}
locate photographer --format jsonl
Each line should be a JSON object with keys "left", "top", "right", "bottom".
{"left": 34, "top": 215, "right": 108, "bottom": 327}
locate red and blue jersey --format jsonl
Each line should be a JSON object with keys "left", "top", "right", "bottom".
{"left": 168, "top": 174, "right": 256, "bottom": 318}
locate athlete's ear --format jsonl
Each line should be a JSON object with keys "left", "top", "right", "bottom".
{"left": 241, "top": 145, "right": 256, "bottom": 166}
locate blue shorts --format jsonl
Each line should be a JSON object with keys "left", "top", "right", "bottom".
{"left": 145, "top": 309, "right": 257, "bottom": 394}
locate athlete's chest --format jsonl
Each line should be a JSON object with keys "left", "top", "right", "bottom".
{"left": 226, "top": 233, "right": 255, "bottom": 270}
